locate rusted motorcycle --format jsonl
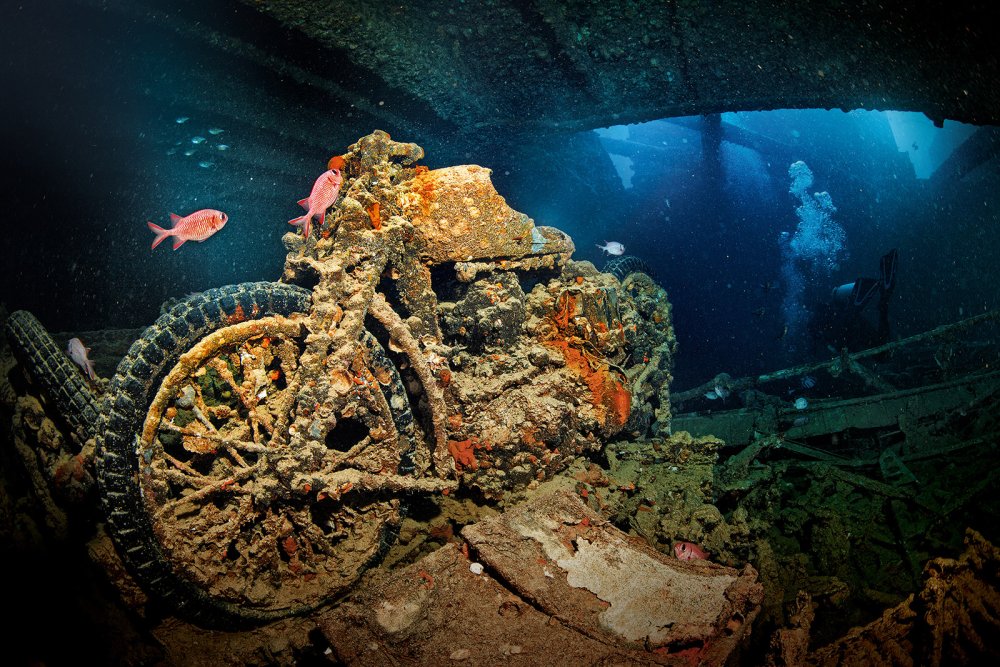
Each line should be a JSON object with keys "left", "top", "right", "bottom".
{"left": 5, "top": 131, "right": 675, "bottom": 626}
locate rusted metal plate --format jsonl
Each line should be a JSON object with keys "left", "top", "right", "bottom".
{"left": 462, "top": 491, "right": 763, "bottom": 663}
{"left": 674, "top": 372, "right": 1000, "bottom": 447}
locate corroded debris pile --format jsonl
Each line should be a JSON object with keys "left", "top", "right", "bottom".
{"left": 315, "top": 491, "right": 763, "bottom": 666}
{"left": 547, "top": 433, "right": 751, "bottom": 565}
{"left": 769, "top": 529, "right": 1000, "bottom": 666}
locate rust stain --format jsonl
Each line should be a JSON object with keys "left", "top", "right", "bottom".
{"left": 553, "top": 291, "right": 577, "bottom": 331}
{"left": 448, "top": 437, "right": 479, "bottom": 471}
{"left": 226, "top": 304, "right": 247, "bottom": 324}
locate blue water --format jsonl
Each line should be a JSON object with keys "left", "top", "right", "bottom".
{"left": 3, "top": 2, "right": 999, "bottom": 391}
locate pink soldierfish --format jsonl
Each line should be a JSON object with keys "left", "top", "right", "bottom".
{"left": 67, "top": 337, "right": 97, "bottom": 381}
{"left": 148, "top": 209, "right": 228, "bottom": 250}
{"left": 289, "top": 168, "right": 343, "bottom": 238}
{"left": 596, "top": 240, "right": 625, "bottom": 255}
{"left": 674, "top": 541, "right": 709, "bottom": 561}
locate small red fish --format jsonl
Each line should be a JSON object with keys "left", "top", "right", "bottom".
{"left": 289, "top": 168, "right": 343, "bottom": 238}
{"left": 674, "top": 541, "right": 709, "bottom": 561}
{"left": 148, "top": 209, "right": 228, "bottom": 250}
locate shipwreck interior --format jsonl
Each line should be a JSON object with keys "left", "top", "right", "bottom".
{"left": 2, "top": 1, "right": 1000, "bottom": 665}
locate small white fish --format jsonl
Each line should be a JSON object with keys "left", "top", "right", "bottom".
{"left": 216, "top": 144, "right": 229, "bottom": 151}
{"left": 664, "top": 197, "right": 671, "bottom": 208}
{"left": 208, "top": 128, "right": 224, "bottom": 135}
{"left": 794, "top": 397, "right": 809, "bottom": 410}
{"left": 175, "top": 116, "right": 189, "bottom": 124}
{"left": 67, "top": 338, "right": 97, "bottom": 381}
{"left": 596, "top": 240, "right": 625, "bottom": 256}
{"left": 198, "top": 161, "right": 214, "bottom": 169}
{"left": 714, "top": 384, "right": 730, "bottom": 400}
{"left": 704, "top": 390, "right": 718, "bottom": 400}
{"left": 191, "top": 136, "right": 206, "bottom": 144}
{"left": 183, "top": 148, "right": 196, "bottom": 156}
{"left": 166, "top": 147, "right": 177, "bottom": 155}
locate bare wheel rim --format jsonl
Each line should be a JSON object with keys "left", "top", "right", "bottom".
{"left": 137, "top": 316, "right": 405, "bottom": 613}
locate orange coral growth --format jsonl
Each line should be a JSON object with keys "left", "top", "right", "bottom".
{"left": 327, "top": 155, "right": 346, "bottom": 171}
{"left": 268, "top": 369, "right": 281, "bottom": 381}
{"left": 414, "top": 165, "right": 429, "bottom": 175}
{"left": 282, "top": 535, "right": 298, "bottom": 556}
{"left": 439, "top": 368, "right": 452, "bottom": 386}
{"left": 545, "top": 339, "right": 631, "bottom": 430}
{"left": 448, "top": 438, "right": 479, "bottom": 471}
{"left": 367, "top": 201, "right": 382, "bottom": 230}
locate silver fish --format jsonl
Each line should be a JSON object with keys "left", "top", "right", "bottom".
{"left": 67, "top": 338, "right": 97, "bottom": 381}
{"left": 596, "top": 240, "right": 625, "bottom": 256}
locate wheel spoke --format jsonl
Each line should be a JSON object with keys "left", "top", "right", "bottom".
{"left": 158, "top": 422, "right": 269, "bottom": 454}
{"left": 156, "top": 464, "right": 257, "bottom": 519}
